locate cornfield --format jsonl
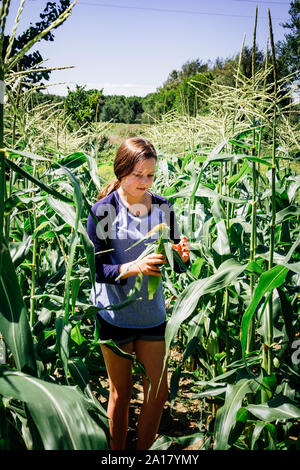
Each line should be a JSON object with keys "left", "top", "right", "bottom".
{"left": 0, "top": 2, "right": 299, "bottom": 451}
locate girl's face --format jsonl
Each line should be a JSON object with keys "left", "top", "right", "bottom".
{"left": 120, "top": 158, "right": 156, "bottom": 200}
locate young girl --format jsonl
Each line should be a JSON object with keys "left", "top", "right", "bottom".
{"left": 87, "top": 137, "right": 190, "bottom": 450}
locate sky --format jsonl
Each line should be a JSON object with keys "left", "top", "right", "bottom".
{"left": 6, "top": 0, "right": 293, "bottom": 96}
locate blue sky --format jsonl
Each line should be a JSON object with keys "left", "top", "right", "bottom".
{"left": 7, "top": 0, "right": 292, "bottom": 96}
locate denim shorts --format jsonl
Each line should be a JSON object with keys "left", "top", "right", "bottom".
{"left": 96, "top": 314, "right": 166, "bottom": 346}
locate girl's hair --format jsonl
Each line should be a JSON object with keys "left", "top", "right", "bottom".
{"left": 96, "top": 137, "right": 157, "bottom": 200}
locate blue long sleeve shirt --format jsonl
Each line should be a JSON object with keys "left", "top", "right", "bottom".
{"left": 87, "top": 190, "right": 187, "bottom": 328}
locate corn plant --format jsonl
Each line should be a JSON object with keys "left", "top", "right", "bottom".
{"left": 0, "top": 0, "right": 112, "bottom": 450}
{"left": 144, "top": 12, "right": 300, "bottom": 451}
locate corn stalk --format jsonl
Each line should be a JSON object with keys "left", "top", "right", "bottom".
{"left": 247, "top": 6, "right": 258, "bottom": 354}
{"left": 262, "top": 10, "right": 278, "bottom": 390}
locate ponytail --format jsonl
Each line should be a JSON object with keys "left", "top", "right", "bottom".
{"left": 97, "top": 179, "right": 120, "bottom": 201}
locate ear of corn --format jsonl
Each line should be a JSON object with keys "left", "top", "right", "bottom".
{"left": 147, "top": 223, "right": 169, "bottom": 300}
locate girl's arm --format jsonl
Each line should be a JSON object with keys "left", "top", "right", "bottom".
{"left": 87, "top": 210, "right": 127, "bottom": 285}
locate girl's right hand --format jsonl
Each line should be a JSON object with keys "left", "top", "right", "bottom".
{"left": 135, "top": 253, "right": 166, "bottom": 276}
{"left": 120, "top": 253, "right": 166, "bottom": 279}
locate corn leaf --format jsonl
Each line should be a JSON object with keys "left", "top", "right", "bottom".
{"left": 55, "top": 317, "right": 72, "bottom": 379}
{"left": 149, "top": 432, "right": 205, "bottom": 450}
{"left": 251, "top": 421, "right": 277, "bottom": 450}
{"left": 0, "top": 366, "right": 109, "bottom": 450}
{"left": 163, "top": 259, "right": 247, "bottom": 372}
{"left": 212, "top": 220, "right": 231, "bottom": 255}
{"left": 5, "top": 157, "right": 73, "bottom": 204}
{"left": 0, "top": 242, "right": 37, "bottom": 376}
{"left": 246, "top": 395, "right": 300, "bottom": 422}
{"left": 213, "top": 376, "right": 260, "bottom": 450}
{"left": 240, "top": 264, "right": 289, "bottom": 362}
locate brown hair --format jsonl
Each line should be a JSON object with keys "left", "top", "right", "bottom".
{"left": 96, "top": 137, "right": 157, "bottom": 200}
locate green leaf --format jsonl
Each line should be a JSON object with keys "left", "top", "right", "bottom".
{"left": 191, "top": 257, "right": 205, "bottom": 278}
{"left": 162, "top": 259, "right": 246, "bottom": 382}
{"left": 165, "top": 183, "right": 248, "bottom": 204}
{"left": 47, "top": 196, "right": 85, "bottom": 233}
{"left": 61, "top": 166, "right": 82, "bottom": 323}
{"left": 240, "top": 264, "right": 289, "bottom": 362}
{"left": 148, "top": 274, "right": 161, "bottom": 300}
{"left": 192, "top": 386, "right": 227, "bottom": 399}
{"left": 71, "top": 278, "right": 81, "bottom": 311}
{"left": 68, "top": 357, "right": 108, "bottom": 417}
{"left": 275, "top": 205, "right": 300, "bottom": 224}
{"left": 258, "top": 373, "right": 277, "bottom": 400}
{"left": 81, "top": 231, "right": 96, "bottom": 296}
{"left": 52, "top": 152, "right": 87, "bottom": 170}
{"left": 227, "top": 160, "right": 251, "bottom": 189}
{"left": 0, "top": 242, "right": 37, "bottom": 376}
{"left": 68, "top": 356, "right": 90, "bottom": 392}
{"left": 9, "top": 235, "right": 32, "bottom": 267}
{"left": 85, "top": 153, "right": 101, "bottom": 190}
{"left": 165, "top": 259, "right": 246, "bottom": 354}
{"left": 149, "top": 432, "right": 205, "bottom": 450}
{"left": 5, "top": 1, "right": 77, "bottom": 72}
{"left": 55, "top": 317, "right": 72, "bottom": 378}
{"left": 228, "top": 407, "right": 249, "bottom": 446}
{"left": 4, "top": 194, "right": 25, "bottom": 215}
{"left": 70, "top": 322, "right": 86, "bottom": 346}
{"left": 212, "top": 220, "right": 231, "bottom": 255}
{"left": 97, "top": 338, "right": 148, "bottom": 379}
{"left": 6, "top": 148, "right": 51, "bottom": 162}
{"left": 214, "top": 377, "right": 260, "bottom": 450}
{"left": 0, "top": 366, "right": 109, "bottom": 450}
{"left": 5, "top": 157, "right": 73, "bottom": 204}
{"left": 246, "top": 395, "right": 300, "bottom": 422}
{"left": 251, "top": 421, "right": 277, "bottom": 449}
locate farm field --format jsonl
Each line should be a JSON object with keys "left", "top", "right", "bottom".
{"left": 0, "top": 1, "right": 300, "bottom": 451}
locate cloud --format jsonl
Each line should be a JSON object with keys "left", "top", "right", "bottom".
{"left": 42, "top": 81, "right": 157, "bottom": 97}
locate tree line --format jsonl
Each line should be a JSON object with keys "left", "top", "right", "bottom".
{"left": 6, "top": 0, "right": 300, "bottom": 127}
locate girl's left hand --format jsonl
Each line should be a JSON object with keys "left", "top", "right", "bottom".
{"left": 172, "top": 236, "right": 190, "bottom": 263}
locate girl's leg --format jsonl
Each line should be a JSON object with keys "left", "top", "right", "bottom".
{"left": 134, "top": 340, "right": 169, "bottom": 450}
{"left": 100, "top": 342, "right": 134, "bottom": 450}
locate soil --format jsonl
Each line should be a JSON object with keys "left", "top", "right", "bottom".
{"left": 95, "top": 347, "right": 204, "bottom": 451}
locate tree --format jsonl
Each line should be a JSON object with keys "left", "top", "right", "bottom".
{"left": 211, "top": 56, "right": 237, "bottom": 87}
{"left": 2, "top": 1, "right": 72, "bottom": 84}
{"left": 142, "top": 89, "right": 177, "bottom": 120}
{"left": 179, "top": 58, "right": 209, "bottom": 80}
{"left": 126, "top": 96, "right": 144, "bottom": 123}
{"left": 210, "top": 45, "right": 266, "bottom": 88}
{"left": 161, "top": 59, "right": 209, "bottom": 90}
{"left": 161, "top": 69, "right": 179, "bottom": 90}
{"left": 276, "top": 0, "right": 300, "bottom": 80}
{"left": 64, "top": 85, "right": 103, "bottom": 128}
{"left": 172, "top": 72, "right": 211, "bottom": 116}
{"left": 235, "top": 45, "right": 265, "bottom": 79}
